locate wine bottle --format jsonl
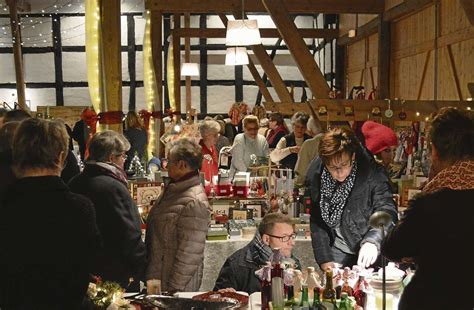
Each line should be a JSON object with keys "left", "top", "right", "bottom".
{"left": 338, "top": 292, "right": 354, "bottom": 310}
{"left": 321, "top": 270, "right": 337, "bottom": 309}
{"left": 300, "top": 284, "right": 310, "bottom": 309}
{"left": 312, "top": 287, "right": 324, "bottom": 310}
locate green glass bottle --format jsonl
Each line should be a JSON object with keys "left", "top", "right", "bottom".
{"left": 338, "top": 292, "right": 354, "bottom": 310}
{"left": 300, "top": 284, "right": 310, "bottom": 308}
{"left": 321, "top": 270, "right": 337, "bottom": 309}
{"left": 312, "top": 287, "right": 324, "bottom": 309}
{"left": 285, "top": 285, "right": 296, "bottom": 307}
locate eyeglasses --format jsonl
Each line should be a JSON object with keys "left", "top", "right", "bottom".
{"left": 116, "top": 153, "right": 127, "bottom": 160}
{"left": 245, "top": 126, "right": 259, "bottom": 131}
{"left": 326, "top": 159, "right": 353, "bottom": 172}
{"left": 266, "top": 233, "right": 297, "bottom": 242}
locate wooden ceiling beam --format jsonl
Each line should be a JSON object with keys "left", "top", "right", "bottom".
{"left": 263, "top": 0, "right": 330, "bottom": 98}
{"left": 146, "top": 0, "right": 384, "bottom": 14}
{"left": 173, "top": 28, "right": 339, "bottom": 39}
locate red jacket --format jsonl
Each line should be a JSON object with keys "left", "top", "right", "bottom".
{"left": 200, "top": 140, "right": 218, "bottom": 183}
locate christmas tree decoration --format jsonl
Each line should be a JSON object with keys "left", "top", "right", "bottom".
{"left": 127, "top": 152, "right": 146, "bottom": 177}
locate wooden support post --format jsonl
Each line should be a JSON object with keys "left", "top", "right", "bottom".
{"left": 52, "top": 14, "right": 64, "bottom": 106}
{"left": 262, "top": 0, "right": 330, "bottom": 98}
{"left": 127, "top": 15, "right": 136, "bottom": 111}
{"left": 100, "top": 0, "right": 122, "bottom": 132}
{"left": 163, "top": 15, "right": 171, "bottom": 110}
{"left": 335, "top": 43, "right": 346, "bottom": 96}
{"left": 6, "top": 0, "right": 28, "bottom": 112}
{"left": 377, "top": 14, "right": 390, "bottom": 99}
{"left": 199, "top": 14, "right": 207, "bottom": 114}
{"left": 184, "top": 13, "right": 191, "bottom": 116}
{"left": 150, "top": 10, "right": 164, "bottom": 157}
{"left": 446, "top": 44, "right": 463, "bottom": 100}
{"left": 219, "top": 14, "right": 274, "bottom": 103}
{"left": 417, "top": 50, "right": 431, "bottom": 100}
{"left": 173, "top": 14, "right": 181, "bottom": 120}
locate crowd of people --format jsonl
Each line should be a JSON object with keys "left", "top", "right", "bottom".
{"left": 0, "top": 106, "right": 472, "bottom": 309}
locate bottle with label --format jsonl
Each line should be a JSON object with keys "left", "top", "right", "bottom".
{"left": 293, "top": 269, "right": 304, "bottom": 301}
{"left": 341, "top": 278, "right": 354, "bottom": 297}
{"left": 271, "top": 249, "right": 284, "bottom": 309}
{"left": 321, "top": 270, "right": 337, "bottom": 309}
{"left": 353, "top": 275, "right": 368, "bottom": 308}
{"left": 306, "top": 267, "right": 321, "bottom": 301}
{"left": 299, "top": 284, "right": 310, "bottom": 309}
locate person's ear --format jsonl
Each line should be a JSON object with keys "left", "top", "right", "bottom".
{"left": 57, "top": 151, "right": 67, "bottom": 167}
{"left": 261, "top": 234, "right": 270, "bottom": 245}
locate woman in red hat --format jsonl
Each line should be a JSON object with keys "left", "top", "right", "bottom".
{"left": 361, "top": 121, "right": 398, "bottom": 172}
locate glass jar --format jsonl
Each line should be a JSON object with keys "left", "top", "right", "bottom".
{"left": 366, "top": 275, "right": 403, "bottom": 310}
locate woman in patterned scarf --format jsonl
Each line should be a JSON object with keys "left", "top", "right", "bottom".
{"left": 305, "top": 127, "right": 397, "bottom": 271}
{"left": 382, "top": 107, "right": 474, "bottom": 310}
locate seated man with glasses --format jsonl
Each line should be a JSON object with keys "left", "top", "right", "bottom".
{"left": 229, "top": 115, "right": 269, "bottom": 179}
{"left": 305, "top": 127, "right": 397, "bottom": 271}
{"left": 213, "top": 213, "right": 301, "bottom": 294}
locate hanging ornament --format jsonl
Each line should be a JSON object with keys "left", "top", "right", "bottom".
{"left": 384, "top": 99, "right": 393, "bottom": 118}
{"left": 398, "top": 99, "right": 407, "bottom": 120}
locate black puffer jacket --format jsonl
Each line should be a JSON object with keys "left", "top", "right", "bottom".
{"left": 305, "top": 148, "right": 397, "bottom": 265}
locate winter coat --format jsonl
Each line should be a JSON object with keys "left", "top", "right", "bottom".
{"left": 306, "top": 148, "right": 397, "bottom": 265}
{"left": 382, "top": 189, "right": 474, "bottom": 310}
{"left": 146, "top": 174, "right": 210, "bottom": 292}
{"left": 69, "top": 163, "right": 146, "bottom": 287}
{"left": 0, "top": 176, "right": 101, "bottom": 309}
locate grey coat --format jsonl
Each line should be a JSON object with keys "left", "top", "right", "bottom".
{"left": 145, "top": 174, "right": 210, "bottom": 292}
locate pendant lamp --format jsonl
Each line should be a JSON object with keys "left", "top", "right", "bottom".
{"left": 225, "top": 47, "right": 249, "bottom": 66}
{"left": 226, "top": 19, "right": 262, "bottom": 46}
{"left": 180, "top": 62, "right": 200, "bottom": 76}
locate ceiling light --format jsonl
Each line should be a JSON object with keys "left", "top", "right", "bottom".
{"left": 225, "top": 47, "right": 249, "bottom": 66}
{"left": 180, "top": 63, "right": 200, "bottom": 76}
{"left": 226, "top": 19, "right": 262, "bottom": 46}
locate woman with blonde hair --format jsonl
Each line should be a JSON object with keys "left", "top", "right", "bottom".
{"left": 124, "top": 111, "right": 148, "bottom": 169}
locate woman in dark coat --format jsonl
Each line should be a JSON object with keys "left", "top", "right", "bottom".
{"left": 69, "top": 130, "right": 146, "bottom": 289}
{"left": 123, "top": 111, "right": 148, "bottom": 169}
{"left": 306, "top": 127, "right": 397, "bottom": 271}
{"left": 382, "top": 107, "right": 474, "bottom": 310}
{"left": 0, "top": 118, "right": 101, "bottom": 309}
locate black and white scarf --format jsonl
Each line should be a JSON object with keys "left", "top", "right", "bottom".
{"left": 320, "top": 161, "right": 357, "bottom": 228}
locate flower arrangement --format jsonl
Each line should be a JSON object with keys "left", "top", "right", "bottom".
{"left": 87, "top": 278, "right": 132, "bottom": 310}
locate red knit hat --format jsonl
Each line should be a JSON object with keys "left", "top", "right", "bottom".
{"left": 361, "top": 121, "right": 398, "bottom": 154}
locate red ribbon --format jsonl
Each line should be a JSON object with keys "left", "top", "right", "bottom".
{"left": 139, "top": 109, "right": 163, "bottom": 131}
{"left": 98, "top": 111, "right": 123, "bottom": 125}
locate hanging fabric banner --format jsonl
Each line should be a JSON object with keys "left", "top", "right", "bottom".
{"left": 85, "top": 0, "right": 102, "bottom": 116}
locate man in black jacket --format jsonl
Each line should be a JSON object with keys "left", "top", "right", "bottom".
{"left": 306, "top": 127, "right": 397, "bottom": 271}
{"left": 382, "top": 107, "right": 474, "bottom": 310}
{"left": 214, "top": 213, "right": 301, "bottom": 294}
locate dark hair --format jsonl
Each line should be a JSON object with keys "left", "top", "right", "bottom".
{"left": 125, "top": 111, "right": 145, "bottom": 129}
{"left": 13, "top": 118, "right": 68, "bottom": 175}
{"left": 4, "top": 109, "right": 31, "bottom": 123}
{"left": 258, "top": 213, "right": 293, "bottom": 236}
{"left": 169, "top": 138, "right": 203, "bottom": 170}
{"left": 429, "top": 107, "right": 474, "bottom": 162}
{"left": 318, "top": 127, "right": 360, "bottom": 165}
{"left": 0, "top": 121, "right": 20, "bottom": 153}
{"left": 0, "top": 108, "right": 7, "bottom": 117}
{"left": 269, "top": 112, "right": 285, "bottom": 126}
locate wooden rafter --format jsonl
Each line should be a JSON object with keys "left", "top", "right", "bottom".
{"left": 173, "top": 28, "right": 339, "bottom": 39}
{"left": 146, "top": 0, "right": 384, "bottom": 14}
{"left": 446, "top": 44, "right": 463, "bottom": 100}
{"left": 266, "top": 99, "right": 473, "bottom": 121}
{"left": 263, "top": 0, "right": 330, "bottom": 98}
{"left": 173, "top": 14, "right": 181, "bottom": 119}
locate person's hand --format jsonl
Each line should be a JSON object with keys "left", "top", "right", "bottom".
{"left": 217, "top": 288, "right": 237, "bottom": 293}
{"left": 289, "top": 146, "right": 301, "bottom": 154}
{"left": 357, "top": 242, "right": 378, "bottom": 268}
{"left": 321, "top": 262, "right": 336, "bottom": 272}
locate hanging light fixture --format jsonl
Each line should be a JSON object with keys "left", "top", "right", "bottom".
{"left": 225, "top": 0, "right": 261, "bottom": 46}
{"left": 225, "top": 47, "right": 249, "bottom": 66}
{"left": 180, "top": 62, "right": 200, "bottom": 76}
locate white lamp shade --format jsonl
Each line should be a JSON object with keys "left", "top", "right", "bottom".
{"left": 226, "top": 19, "right": 262, "bottom": 46}
{"left": 180, "top": 62, "right": 200, "bottom": 76}
{"left": 225, "top": 47, "right": 249, "bottom": 66}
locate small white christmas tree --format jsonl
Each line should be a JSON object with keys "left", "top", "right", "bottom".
{"left": 128, "top": 152, "right": 146, "bottom": 177}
